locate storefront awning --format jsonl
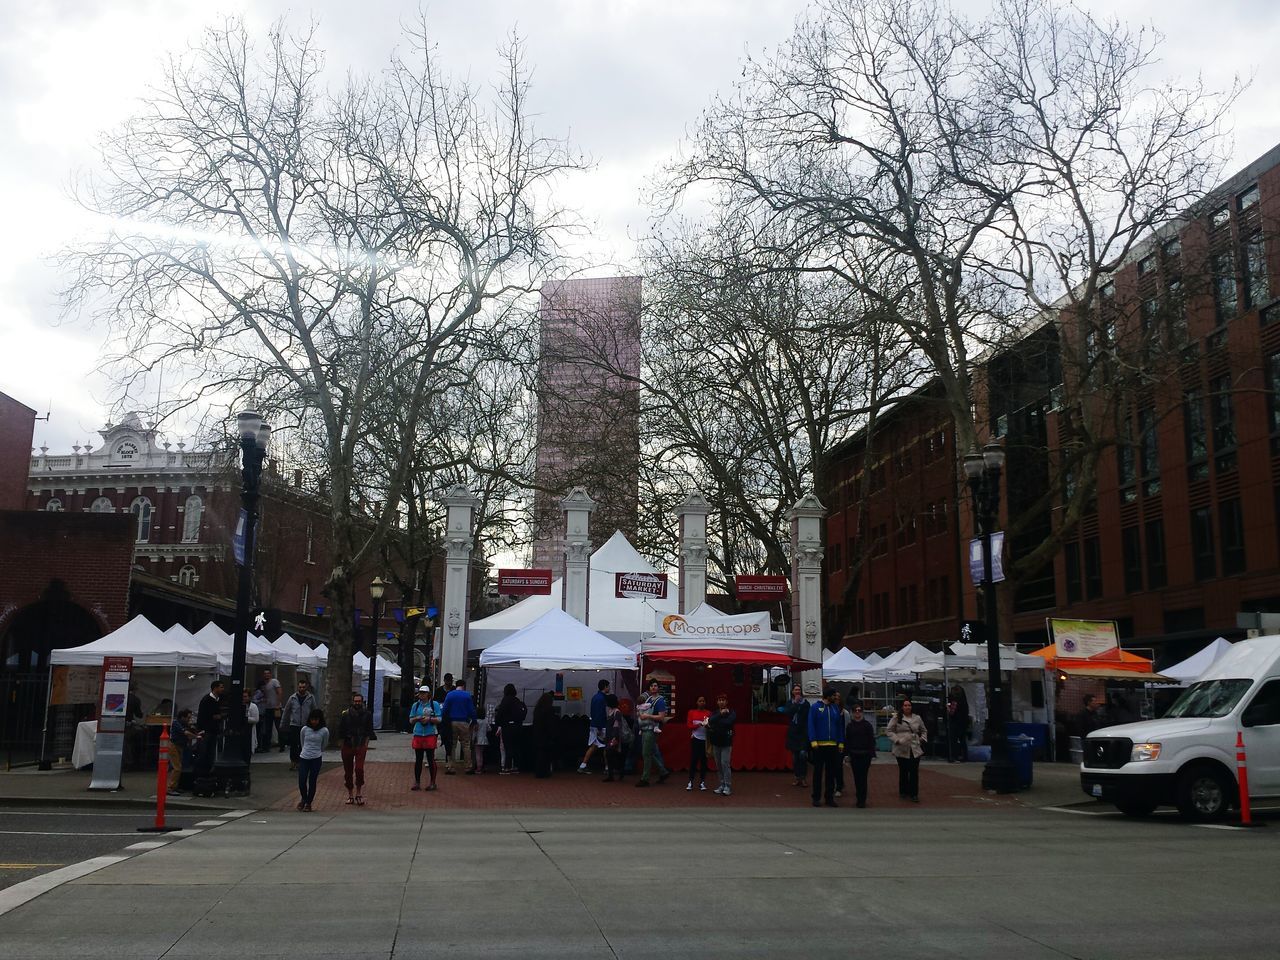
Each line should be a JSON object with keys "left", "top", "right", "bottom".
{"left": 644, "top": 648, "right": 822, "bottom": 669}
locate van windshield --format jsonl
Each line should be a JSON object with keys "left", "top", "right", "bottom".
{"left": 1163, "top": 679, "right": 1253, "bottom": 718}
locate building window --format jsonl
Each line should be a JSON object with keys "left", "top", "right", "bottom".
{"left": 1243, "top": 234, "right": 1270, "bottom": 310}
{"left": 1164, "top": 277, "right": 1186, "bottom": 344}
{"left": 90, "top": 496, "right": 113, "bottom": 513}
{"left": 1122, "top": 527, "right": 1143, "bottom": 593}
{"left": 1137, "top": 255, "right": 1154, "bottom": 276}
{"left": 130, "top": 497, "right": 153, "bottom": 542}
{"left": 1100, "top": 281, "right": 1115, "bottom": 301}
{"left": 1162, "top": 237, "right": 1182, "bottom": 259}
{"left": 829, "top": 541, "right": 843, "bottom": 572}
{"left": 1138, "top": 407, "right": 1160, "bottom": 496}
{"left": 1210, "top": 373, "right": 1236, "bottom": 471}
{"left": 178, "top": 565, "right": 197, "bottom": 587}
{"left": 1184, "top": 389, "right": 1208, "bottom": 480}
{"left": 1117, "top": 415, "right": 1136, "bottom": 501}
{"left": 1238, "top": 185, "right": 1260, "bottom": 211}
{"left": 1212, "top": 251, "right": 1238, "bottom": 323}
{"left": 1269, "top": 353, "right": 1280, "bottom": 437}
{"left": 1063, "top": 541, "right": 1082, "bottom": 605}
{"left": 45, "top": 498, "right": 62, "bottom": 512}
{"left": 301, "top": 582, "right": 310, "bottom": 615}
{"left": 1211, "top": 205, "right": 1230, "bottom": 230}
{"left": 856, "top": 598, "right": 866, "bottom": 633}
{"left": 938, "top": 575, "right": 950, "bottom": 617}
{"left": 1220, "top": 499, "right": 1246, "bottom": 576}
{"left": 305, "top": 521, "right": 314, "bottom": 563}
{"left": 182, "top": 495, "right": 203, "bottom": 542}
{"left": 1145, "top": 519, "right": 1168, "bottom": 589}
{"left": 1083, "top": 537, "right": 1103, "bottom": 600}
{"left": 1191, "top": 506, "right": 1216, "bottom": 580}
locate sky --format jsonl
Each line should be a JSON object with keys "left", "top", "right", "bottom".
{"left": 2, "top": 0, "right": 1278, "bottom": 453}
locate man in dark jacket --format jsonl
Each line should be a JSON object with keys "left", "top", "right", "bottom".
{"left": 779, "top": 684, "right": 811, "bottom": 787}
{"left": 337, "top": 692, "right": 375, "bottom": 804}
{"left": 281, "top": 679, "right": 318, "bottom": 771}
{"left": 808, "top": 688, "right": 845, "bottom": 808}
{"left": 844, "top": 702, "right": 877, "bottom": 808}
{"left": 578, "top": 678, "right": 611, "bottom": 773}
{"left": 194, "top": 680, "right": 226, "bottom": 777}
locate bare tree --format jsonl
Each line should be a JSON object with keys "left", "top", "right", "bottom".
{"left": 64, "top": 19, "right": 578, "bottom": 710}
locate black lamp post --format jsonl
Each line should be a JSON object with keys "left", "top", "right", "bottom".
{"left": 366, "top": 576, "right": 386, "bottom": 730}
{"left": 228, "top": 410, "right": 270, "bottom": 769}
{"left": 962, "top": 439, "right": 1018, "bottom": 794}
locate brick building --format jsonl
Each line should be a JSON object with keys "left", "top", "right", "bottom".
{"left": 823, "top": 143, "right": 1280, "bottom": 664}
{"left": 532, "top": 277, "right": 642, "bottom": 575}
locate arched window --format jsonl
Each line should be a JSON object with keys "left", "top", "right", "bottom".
{"left": 182, "top": 495, "right": 203, "bottom": 542}
{"left": 90, "top": 497, "right": 113, "bottom": 513}
{"left": 130, "top": 497, "right": 152, "bottom": 542}
{"left": 178, "top": 565, "right": 197, "bottom": 587}
{"left": 45, "top": 498, "right": 63, "bottom": 512}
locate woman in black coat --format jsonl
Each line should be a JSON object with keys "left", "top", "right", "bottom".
{"left": 532, "top": 692, "right": 556, "bottom": 779}
{"left": 494, "top": 684, "right": 527, "bottom": 773}
{"left": 779, "top": 684, "right": 811, "bottom": 787}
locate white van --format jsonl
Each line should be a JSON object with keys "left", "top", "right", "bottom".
{"left": 1080, "top": 635, "right": 1280, "bottom": 821}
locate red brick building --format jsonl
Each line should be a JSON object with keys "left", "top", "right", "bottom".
{"left": 824, "top": 143, "right": 1280, "bottom": 664}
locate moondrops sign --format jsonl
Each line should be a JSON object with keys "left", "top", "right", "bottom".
{"left": 497, "top": 568, "right": 554, "bottom": 595}
{"left": 735, "top": 575, "right": 788, "bottom": 600}
{"left": 615, "top": 572, "right": 668, "bottom": 599}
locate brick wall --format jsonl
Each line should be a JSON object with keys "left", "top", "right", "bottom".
{"left": 0, "top": 393, "right": 37, "bottom": 510}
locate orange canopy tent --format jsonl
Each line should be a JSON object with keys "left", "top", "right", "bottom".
{"left": 1030, "top": 644, "right": 1173, "bottom": 682}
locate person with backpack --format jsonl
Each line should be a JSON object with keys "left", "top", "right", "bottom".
{"left": 494, "top": 683, "right": 527, "bottom": 774}
{"left": 409, "top": 686, "right": 443, "bottom": 792}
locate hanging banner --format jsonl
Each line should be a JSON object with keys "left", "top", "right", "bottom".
{"left": 735, "top": 575, "right": 788, "bottom": 600}
{"left": 1048, "top": 618, "right": 1119, "bottom": 659}
{"left": 968, "top": 532, "right": 1006, "bottom": 585}
{"left": 615, "top": 572, "right": 668, "bottom": 599}
{"left": 646, "top": 610, "right": 786, "bottom": 654}
{"left": 498, "top": 568, "right": 554, "bottom": 595}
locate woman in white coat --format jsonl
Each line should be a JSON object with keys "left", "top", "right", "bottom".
{"left": 886, "top": 699, "right": 927, "bottom": 802}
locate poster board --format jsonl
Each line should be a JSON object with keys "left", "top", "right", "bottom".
{"left": 1048, "top": 618, "right": 1119, "bottom": 660}
{"left": 89, "top": 656, "right": 132, "bottom": 791}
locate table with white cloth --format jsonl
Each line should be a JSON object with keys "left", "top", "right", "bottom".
{"left": 72, "top": 720, "right": 98, "bottom": 769}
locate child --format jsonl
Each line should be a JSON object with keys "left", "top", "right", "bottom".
{"left": 472, "top": 706, "right": 492, "bottom": 773}
{"left": 296, "top": 708, "right": 328, "bottom": 811}
{"left": 686, "top": 696, "right": 711, "bottom": 792}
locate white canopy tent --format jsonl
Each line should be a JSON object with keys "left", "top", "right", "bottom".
{"left": 822, "top": 647, "right": 870, "bottom": 681}
{"left": 184, "top": 623, "right": 277, "bottom": 674}
{"left": 1163, "top": 637, "right": 1235, "bottom": 686}
{"left": 272, "top": 634, "right": 321, "bottom": 673}
{"left": 480, "top": 609, "right": 639, "bottom": 672}
{"left": 51, "top": 615, "right": 216, "bottom": 669}
{"left": 469, "top": 531, "right": 680, "bottom": 650}
{"left": 862, "top": 641, "right": 934, "bottom": 680}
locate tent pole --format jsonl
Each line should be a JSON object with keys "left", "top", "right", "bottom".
{"left": 37, "top": 662, "right": 54, "bottom": 770}
{"left": 171, "top": 665, "right": 178, "bottom": 717}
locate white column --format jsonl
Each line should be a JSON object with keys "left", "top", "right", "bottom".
{"left": 787, "top": 492, "right": 827, "bottom": 696}
{"left": 676, "top": 492, "right": 710, "bottom": 613}
{"left": 561, "top": 487, "right": 596, "bottom": 624}
{"left": 440, "top": 484, "right": 479, "bottom": 684}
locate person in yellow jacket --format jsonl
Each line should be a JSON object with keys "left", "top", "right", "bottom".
{"left": 807, "top": 688, "right": 845, "bottom": 807}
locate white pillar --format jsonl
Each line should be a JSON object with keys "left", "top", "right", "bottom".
{"left": 676, "top": 492, "right": 710, "bottom": 613}
{"left": 440, "top": 484, "right": 479, "bottom": 684}
{"left": 561, "top": 487, "right": 596, "bottom": 624}
{"left": 788, "top": 492, "right": 827, "bottom": 696}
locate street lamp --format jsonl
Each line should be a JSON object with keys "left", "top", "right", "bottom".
{"left": 963, "top": 438, "right": 1018, "bottom": 794}
{"left": 366, "top": 576, "right": 386, "bottom": 730}
{"left": 228, "top": 410, "right": 270, "bottom": 776}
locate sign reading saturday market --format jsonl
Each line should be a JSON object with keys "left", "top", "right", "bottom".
{"left": 1048, "top": 618, "right": 1119, "bottom": 659}
{"left": 614, "top": 572, "right": 668, "bottom": 599}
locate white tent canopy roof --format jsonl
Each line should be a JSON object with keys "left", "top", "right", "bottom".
{"left": 938, "top": 642, "right": 1045, "bottom": 672}
{"left": 1163, "top": 637, "right": 1235, "bottom": 686}
{"left": 469, "top": 531, "right": 678, "bottom": 650}
{"left": 273, "top": 633, "right": 320, "bottom": 671}
{"left": 186, "top": 623, "right": 276, "bottom": 672}
{"left": 50, "top": 615, "right": 218, "bottom": 669}
{"left": 862, "top": 640, "right": 935, "bottom": 679}
{"left": 479, "top": 608, "right": 639, "bottom": 671}
{"left": 822, "top": 647, "right": 870, "bottom": 681}
{"left": 352, "top": 652, "right": 402, "bottom": 679}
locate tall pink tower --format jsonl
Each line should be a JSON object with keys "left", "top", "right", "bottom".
{"left": 532, "top": 277, "right": 642, "bottom": 576}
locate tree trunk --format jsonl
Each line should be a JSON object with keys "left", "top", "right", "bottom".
{"left": 324, "top": 572, "right": 357, "bottom": 719}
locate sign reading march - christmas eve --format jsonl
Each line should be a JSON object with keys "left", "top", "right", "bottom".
{"left": 497, "top": 568, "right": 554, "bottom": 595}
{"left": 735, "top": 575, "right": 788, "bottom": 600}
{"left": 615, "top": 572, "right": 668, "bottom": 599}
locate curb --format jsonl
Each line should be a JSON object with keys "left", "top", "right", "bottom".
{"left": 0, "top": 794, "right": 241, "bottom": 813}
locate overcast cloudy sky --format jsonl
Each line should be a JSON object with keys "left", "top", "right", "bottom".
{"left": 2, "top": 0, "right": 1277, "bottom": 452}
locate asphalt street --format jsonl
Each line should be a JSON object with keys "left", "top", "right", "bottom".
{"left": 1, "top": 803, "right": 1277, "bottom": 959}
{"left": 0, "top": 808, "right": 207, "bottom": 891}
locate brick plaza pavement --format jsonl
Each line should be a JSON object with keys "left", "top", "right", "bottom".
{"left": 272, "top": 758, "right": 1015, "bottom": 812}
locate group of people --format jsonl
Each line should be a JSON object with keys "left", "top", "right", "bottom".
{"left": 782, "top": 684, "right": 929, "bottom": 807}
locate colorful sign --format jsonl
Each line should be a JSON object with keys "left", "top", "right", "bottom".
{"left": 1048, "top": 618, "right": 1119, "bottom": 659}
{"left": 968, "top": 532, "right": 1006, "bottom": 585}
{"left": 497, "top": 568, "right": 554, "bottom": 595}
{"left": 735, "top": 575, "right": 788, "bottom": 600}
{"left": 90, "top": 656, "right": 133, "bottom": 792}
{"left": 615, "top": 572, "right": 668, "bottom": 599}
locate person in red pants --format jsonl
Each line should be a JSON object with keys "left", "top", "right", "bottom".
{"left": 337, "top": 692, "right": 375, "bottom": 805}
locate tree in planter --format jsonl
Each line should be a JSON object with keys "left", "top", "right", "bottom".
{"left": 64, "top": 19, "right": 579, "bottom": 713}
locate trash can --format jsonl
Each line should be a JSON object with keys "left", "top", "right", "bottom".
{"left": 1008, "top": 734, "right": 1035, "bottom": 790}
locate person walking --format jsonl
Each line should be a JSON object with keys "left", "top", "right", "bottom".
{"left": 256, "top": 668, "right": 282, "bottom": 752}
{"left": 195, "top": 679, "right": 226, "bottom": 778}
{"left": 240, "top": 690, "right": 259, "bottom": 768}
{"left": 832, "top": 691, "right": 852, "bottom": 798}
{"left": 947, "top": 688, "right": 970, "bottom": 762}
{"left": 705, "top": 694, "right": 736, "bottom": 797}
{"left": 532, "top": 691, "right": 557, "bottom": 778}
{"left": 887, "top": 698, "right": 927, "bottom": 802}
{"left": 281, "top": 679, "right": 317, "bottom": 772}
{"left": 435, "top": 672, "right": 454, "bottom": 760}
{"left": 844, "top": 701, "right": 877, "bottom": 808}
{"left": 635, "top": 680, "right": 671, "bottom": 788}
{"left": 578, "top": 679, "right": 612, "bottom": 774}
{"left": 686, "top": 695, "right": 711, "bottom": 792}
{"left": 337, "top": 691, "right": 374, "bottom": 806}
{"left": 494, "top": 684, "right": 527, "bottom": 774}
{"left": 808, "top": 688, "right": 845, "bottom": 807}
{"left": 409, "top": 686, "right": 443, "bottom": 791}
{"left": 441, "top": 678, "right": 477, "bottom": 774}
{"left": 779, "top": 684, "right": 810, "bottom": 787}
{"left": 296, "top": 708, "right": 328, "bottom": 812}
{"left": 603, "top": 694, "right": 630, "bottom": 782}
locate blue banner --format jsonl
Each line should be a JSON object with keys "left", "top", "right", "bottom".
{"left": 232, "top": 509, "right": 248, "bottom": 566}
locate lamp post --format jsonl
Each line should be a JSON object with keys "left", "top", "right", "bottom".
{"left": 962, "top": 439, "right": 1018, "bottom": 794}
{"left": 229, "top": 410, "right": 271, "bottom": 769}
{"left": 366, "top": 576, "right": 386, "bottom": 730}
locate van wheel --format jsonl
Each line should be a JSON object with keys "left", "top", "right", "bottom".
{"left": 1175, "top": 764, "right": 1233, "bottom": 822}
{"left": 1116, "top": 800, "right": 1157, "bottom": 817}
